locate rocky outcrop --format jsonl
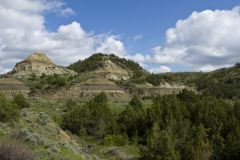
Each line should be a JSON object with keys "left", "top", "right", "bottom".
{"left": 137, "top": 83, "right": 189, "bottom": 96}
{"left": 33, "top": 77, "right": 130, "bottom": 102}
{"left": 0, "top": 78, "right": 29, "bottom": 97}
{"left": 8, "top": 52, "right": 77, "bottom": 78}
{"left": 92, "top": 60, "right": 131, "bottom": 81}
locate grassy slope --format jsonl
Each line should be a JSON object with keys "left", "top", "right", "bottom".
{"left": 194, "top": 65, "right": 240, "bottom": 98}
{"left": 0, "top": 109, "right": 85, "bottom": 160}
{"left": 19, "top": 98, "right": 141, "bottom": 160}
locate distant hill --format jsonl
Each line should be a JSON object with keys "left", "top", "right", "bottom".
{"left": 195, "top": 63, "right": 240, "bottom": 99}
{"left": 68, "top": 53, "right": 147, "bottom": 81}
{"left": 7, "top": 52, "right": 77, "bottom": 78}
{"left": 5, "top": 52, "right": 239, "bottom": 100}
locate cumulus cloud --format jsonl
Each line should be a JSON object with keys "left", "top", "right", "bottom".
{"left": 130, "top": 6, "right": 240, "bottom": 72}
{"left": 96, "top": 35, "right": 126, "bottom": 56}
{"left": 126, "top": 53, "right": 150, "bottom": 63}
{"left": 0, "top": 0, "right": 126, "bottom": 73}
{"left": 151, "top": 6, "right": 240, "bottom": 71}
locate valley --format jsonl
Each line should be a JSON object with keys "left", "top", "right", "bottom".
{"left": 0, "top": 52, "right": 239, "bottom": 160}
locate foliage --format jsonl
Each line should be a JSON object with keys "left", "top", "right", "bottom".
{"left": 145, "top": 74, "right": 163, "bottom": 86}
{"left": 59, "top": 69, "right": 240, "bottom": 160}
{"left": 0, "top": 94, "right": 20, "bottom": 122}
{"left": 141, "top": 125, "right": 180, "bottom": 160}
{"left": 68, "top": 54, "right": 105, "bottom": 73}
{"left": 27, "top": 73, "right": 70, "bottom": 92}
{"left": 68, "top": 53, "right": 146, "bottom": 78}
{"left": 117, "top": 90, "right": 240, "bottom": 160}
{"left": 13, "top": 94, "right": 30, "bottom": 109}
{"left": 118, "top": 96, "right": 146, "bottom": 143}
{"left": 102, "top": 134, "right": 128, "bottom": 146}
{"left": 195, "top": 65, "right": 240, "bottom": 99}
{"left": 62, "top": 92, "right": 117, "bottom": 139}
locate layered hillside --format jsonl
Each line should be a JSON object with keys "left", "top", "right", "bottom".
{"left": 195, "top": 63, "right": 240, "bottom": 98}
{"left": 0, "top": 78, "right": 29, "bottom": 97}
{"left": 68, "top": 53, "right": 147, "bottom": 81}
{"left": 33, "top": 73, "right": 130, "bottom": 102}
{"left": 25, "top": 53, "right": 190, "bottom": 100}
{"left": 8, "top": 52, "right": 77, "bottom": 78}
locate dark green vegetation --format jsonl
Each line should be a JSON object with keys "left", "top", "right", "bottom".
{"left": 62, "top": 92, "right": 116, "bottom": 139}
{"left": 1, "top": 53, "right": 240, "bottom": 160}
{"left": 148, "top": 72, "right": 205, "bottom": 85}
{"left": 0, "top": 93, "right": 29, "bottom": 122}
{"left": 1, "top": 89, "right": 239, "bottom": 159}
{"left": 143, "top": 63, "right": 240, "bottom": 100}
{"left": 67, "top": 53, "right": 206, "bottom": 88}
{"left": 24, "top": 73, "right": 73, "bottom": 93}
{"left": 13, "top": 94, "right": 30, "bottom": 109}
{"left": 62, "top": 91, "right": 240, "bottom": 160}
{"left": 68, "top": 53, "right": 146, "bottom": 77}
{"left": 196, "top": 63, "right": 240, "bottom": 99}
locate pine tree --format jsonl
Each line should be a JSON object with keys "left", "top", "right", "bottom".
{"left": 184, "top": 125, "right": 213, "bottom": 160}
{"left": 142, "top": 123, "right": 180, "bottom": 160}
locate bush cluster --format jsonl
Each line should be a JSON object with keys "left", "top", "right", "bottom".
{"left": 62, "top": 92, "right": 116, "bottom": 139}
{"left": 0, "top": 93, "right": 29, "bottom": 122}
{"left": 29, "top": 73, "right": 70, "bottom": 92}
{"left": 102, "top": 134, "right": 128, "bottom": 146}
{"left": 62, "top": 90, "right": 240, "bottom": 160}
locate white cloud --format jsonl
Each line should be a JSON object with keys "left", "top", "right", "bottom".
{"left": 0, "top": 0, "right": 126, "bottom": 73}
{"left": 126, "top": 53, "right": 150, "bottom": 62}
{"left": 154, "top": 7, "right": 240, "bottom": 71}
{"left": 150, "top": 65, "right": 171, "bottom": 73}
{"left": 132, "top": 6, "right": 240, "bottom": 72}
{"left": 195, "top": 64, "right": 232, "bottom": 72}
{"left": 58, "top": 7, "right": 75, "bottom": 17}
{"left": 96, "top": 35, "right": 126, "bottom": 57}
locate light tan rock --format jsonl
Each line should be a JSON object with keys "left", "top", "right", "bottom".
{"left": 8, "top": 52, "right": 77, "bottom": 78}
{"left": 92, "top": 60, "right": 131, "bottom": 81}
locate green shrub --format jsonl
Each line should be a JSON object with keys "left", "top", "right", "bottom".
{"left": 62, "top": 92, "right": 117, "bottom": 139}
{"left": 102, "top": 134, "right": 128, "bottom": 146}
{"left": 145, "top": 74, "right": 163, "bottom": 86}
{"left": 0, "top": 94, "right": 19, "bottom": 122}
{"left": 13, "top": 94, "right": 30, "bottom": 109}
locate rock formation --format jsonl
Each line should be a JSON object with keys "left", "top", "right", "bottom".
{"left": 0, "top": 78, "right": 29, "bottom": 97}
{"left": 32, "top": 75, "right": 130, "bottom": 102}
{"left": 8, "top": 52, "right": 77, "bottom": 78}
{"left": 92, "top": 60, "right": 131, "bottom": 81}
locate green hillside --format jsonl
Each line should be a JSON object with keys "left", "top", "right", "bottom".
{"left": 68, "top": 53, "right": 147, "bottom": 77}
{"left": 196, "top": 63, "right": 240, "bottom": 99}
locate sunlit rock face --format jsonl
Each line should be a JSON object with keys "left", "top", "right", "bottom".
{"left": 8, "top": 52, "right": 77, "bottom": 78}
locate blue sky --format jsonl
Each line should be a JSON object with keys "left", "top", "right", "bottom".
{"left": 0, "top": 0, "right": 240, "bottom": 73}
{"left": 45, "top": 0, "right": 240, "bottom": 55}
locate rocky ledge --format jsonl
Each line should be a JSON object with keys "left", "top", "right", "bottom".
{"left": 8, "top": 52, "right": 77, "bottom": 78}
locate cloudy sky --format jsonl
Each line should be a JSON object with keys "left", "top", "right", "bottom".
{"left": 0, "top": 0, "right": 240, "bottom": 74}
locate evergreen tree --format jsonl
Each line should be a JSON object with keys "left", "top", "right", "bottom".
{"left": 184, "top": 125, "right": 213, "bottom": 160}
{"left": 142, "top": 124, "right": 180, "bottom": 160}
{"left": 13, "top": 94, "right": 30, "bottom": 109}
{"left": 0, "top": 94, "right": 19, "bottom": 122}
